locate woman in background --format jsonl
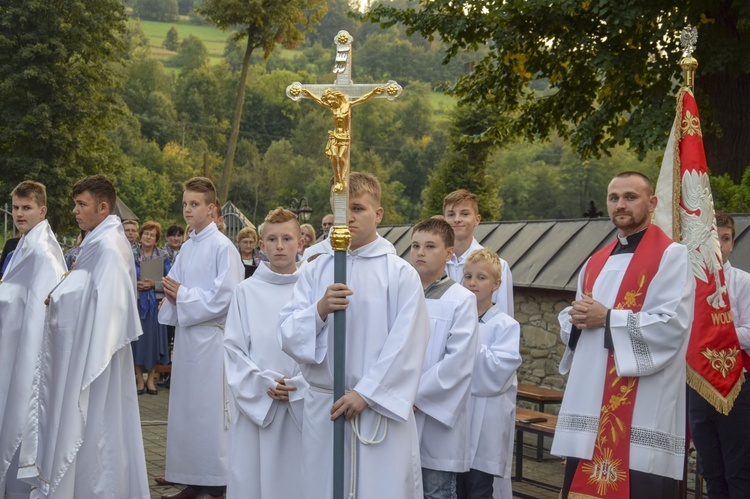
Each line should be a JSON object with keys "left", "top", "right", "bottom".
{"left": 132, "top": 221, "right": 171, "bottom": 395}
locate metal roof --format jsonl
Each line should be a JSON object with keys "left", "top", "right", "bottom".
{"left": 380, "top": 214, "right": 750, "bottom": 292}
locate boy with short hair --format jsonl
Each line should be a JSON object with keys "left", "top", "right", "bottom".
{"left": 19, "top": 175, "right": 149, "bottom": 498}
{"left": 443, "top": 190, "right": 513, "bottom": 316}
{"left": 158, "top": 177, "right": 244, "bottom": 499}
{"left": 279, "top": 172, "right": 431, "bottom": 499}
{"left": 459, "top": 249, "right": 522, "bottom": 499}
{"left": 411, "top": 217, "right": 479, "bottom": 499}
{"left": 224, "top": 207, "right": 308, "bottom": 499}
{"left": 0, "top": 181, "right": 66, "bottom": 499}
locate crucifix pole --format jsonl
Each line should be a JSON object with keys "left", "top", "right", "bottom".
{"left": 286, "top": 30, "right": 402, "bottom": 499}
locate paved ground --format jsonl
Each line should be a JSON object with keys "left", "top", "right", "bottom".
{"left": 138, "top": 387, "right": 697, "bottom": 499}
{"left": 138, "top": 383, "right": 566, "bottom": 499}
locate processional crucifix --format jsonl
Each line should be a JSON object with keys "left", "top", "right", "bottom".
{"left": 286, "top": 30, "right": 402, "bottom": 499}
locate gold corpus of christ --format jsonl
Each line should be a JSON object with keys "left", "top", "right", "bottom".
{"left": 286, "top": 29, "right": 402, "bottom": 255}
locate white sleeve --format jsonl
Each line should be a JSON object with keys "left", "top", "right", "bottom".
{"left": 416, "top": 294, "right": 479, "bottom": 427}
{"left": 728, "top": 266, "right": 750, "bottom": 354}
{"left": 279, "top": 263, "right": 330, "bottom": 365}
{"left": 609, "top": 244, "right": 695, "bottom": 377}
{"left": 472, "top": 316, "right": 522, "bottom": 397}
{"left": 224, "top": 287, "right": 281, "bottom": 428}
{"left": 174, "top": 244, "right": 243, "bottom": 326}
{"left": 354, "top": 264, "right": 431, "bottom": 423}
{"left": 157, "top": 252, "right": 181, "bottom": 326}
{"left": 557, "top": 260, "right": 586, "bottom": 374}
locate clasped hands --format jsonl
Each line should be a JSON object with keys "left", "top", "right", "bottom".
{"left": 268, "top": 376, "right": 296, "bottom": 401}
{"left": 568, "top": 295, "right": 608, "bottom": 330}
{"left": 161, "top": 276, "right": 181, "bottom": 304}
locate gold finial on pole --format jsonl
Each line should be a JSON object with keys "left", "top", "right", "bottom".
{"left": 680, "top": 26, "right": 699, "bottom": 89}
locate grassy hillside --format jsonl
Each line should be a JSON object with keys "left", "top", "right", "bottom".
{"left": 135, "top": 19, "right": 228, "bottom": 65}
{"left": 128, "top": 18, "right": 456, "bottom": 115}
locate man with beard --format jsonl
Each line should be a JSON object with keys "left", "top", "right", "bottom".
{"left": 552, "top": 171, "right": 695, "bottom": 499}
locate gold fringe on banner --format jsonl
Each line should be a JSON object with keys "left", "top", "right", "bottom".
{"left": 686, "top": 365, "right": 744, "bottom": 416}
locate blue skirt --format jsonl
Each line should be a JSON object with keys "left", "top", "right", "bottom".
{"left": 132, "top": 311, "right": 170, "bottom": 371}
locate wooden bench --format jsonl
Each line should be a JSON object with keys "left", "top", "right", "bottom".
{"left": 517, "top": 384, "right": 564, "bottom": 461}
{"left": 514, "top": 408, "right": 559, "bottom": 496}
{"left": 517, "top": 384, "right": 564, "bottom": 412}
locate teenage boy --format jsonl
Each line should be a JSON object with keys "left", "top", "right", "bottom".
{"left": 158, "top": 177, "right": 244, "bottom": 499}
{"left": 279, "top": 172, "right": 431, "bottom": 499}
{"left": 224, "top": 207, "right": 308, "bottom": 499}
{"left": 443, "top": 190, "right": 513, "bottom": 316}
{"left": 19, "top": 175, "right": 149, "bottom": 498}
{"left": 688, "top": 212, "right": 750, "bottom": 498}
{"left": 0, "top": 181, "right": 66, "bottom": 499}
{"left": 460, "top": 249, "right": 522, "bottom": 499}
{"left": 410, "top": 217, "right": 479, "bottom": 499}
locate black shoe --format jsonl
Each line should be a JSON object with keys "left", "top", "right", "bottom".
{"left": 137, "top": 388, "right": 145, "bottom": 395}
{"left": 147, "top": 388, "right": 158, "bottom": 395}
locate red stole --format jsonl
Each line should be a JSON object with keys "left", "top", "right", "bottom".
{"left": 569, "top": 224, "right": 673, "bottom": 499}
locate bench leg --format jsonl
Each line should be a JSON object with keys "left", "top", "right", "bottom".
{"left": 536, "top": 434, "right": 544, "bottom": 461}
{"left": 515, "top": 429, "right": 524, "bottom": 481}
{"left": 536, "top": 402, "right": 547, "bottom": 461}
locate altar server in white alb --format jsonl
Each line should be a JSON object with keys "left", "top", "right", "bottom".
{"left": 0, "top": 181, "right": 66, "bottom": 499}
{"left": 18, "top": 175, "right": 149, "bottom": 498}
{"left": 279, "top": 172, "right": 431, "bottom": 499}
{"left": 553, "top": 172, "right": 695, "bottom": 499}
{"left": 158, "top": 177, "right": 243, "bottom": 499}
{"left": 443, "top": 189, "right": 513, "bottom": 317}
{"left": 224, "top": 207, "right": 308, "bottom": 499}
{"left": 460, "top": 249, "right": 521, "bottom": 499}
{"left": 410, "top": 217, "right": 479, "bottom": 497}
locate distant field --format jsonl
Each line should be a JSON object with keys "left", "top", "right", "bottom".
{"left": 134, "top": 19, "right": 228, "bottom": 64}
{"left": 129, "top": 18, "right": 455, "bottom": 116}
{"left": 428, "top": 91, "right": 457, "bottom": 123}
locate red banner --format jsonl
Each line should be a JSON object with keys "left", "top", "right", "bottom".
{"left": 656, "top": 87, "right": 744, "bottom": 414}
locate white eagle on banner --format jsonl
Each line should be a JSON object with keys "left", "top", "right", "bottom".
{"left": 679, "top": 169, "right": 726, "bottom": 309}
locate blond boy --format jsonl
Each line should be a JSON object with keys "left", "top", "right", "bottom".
{"left": 279, "top": 172, "right": 431, "bottom": 499}
{"left": 459, "top": 249, "right": 521, "bottom": 499}
{"left": 224, "top": 208, "right": 308, "bottom": 499}
{"left": 443, "top": 190, "right": 513, "bottom": 316}
{"left": 411, "top": 218, "right": 479, "bottom": 499}
{"left": 158, "top": 177, "right": 244, "bottom": 499}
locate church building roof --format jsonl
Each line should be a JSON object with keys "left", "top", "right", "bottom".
{"left": 379, "top": 214, "right": 750, "bottom": 292}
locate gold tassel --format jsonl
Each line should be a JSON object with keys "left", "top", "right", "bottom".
{"left": 686, "top": 365, "right": 744, "bottom": 415}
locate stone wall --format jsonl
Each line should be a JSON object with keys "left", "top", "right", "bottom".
{"left": 514, "top": 288, "right": 575, "bottom": 394}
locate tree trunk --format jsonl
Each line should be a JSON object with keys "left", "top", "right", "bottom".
{"left": 700, "top": 71, "right": 750, "bottom": 183}
{"left": 219, "top": 32, "right": 255, "bottom": 203}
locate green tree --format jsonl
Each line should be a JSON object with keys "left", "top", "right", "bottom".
{"left": 0, "top": 0, "right": 129, "bottom": 231}
{"left": 197, "top": 0, "right": 328, "bottom": 202}
{"left": 421, "top": 103, "right": 502, "bottom": 220}
{"left": 169, "top": 35, "right": 209, "bottom": 70}
{"left": 364, "top": 1, "right": 750, "bottom": 182}
{"left": 239, "top": 69, "right": 308, "bottom": 151}
{"left": 133, "top": 0, "right": 179, "bottom": 22}
{"left": 173, "top": 62, "right": 236, "bottom": 151}
{"left": 116, "top": 165, "right": 175, "bottom": 222}
{"left": 164, "top": 26, "right": 180, "bottom": 51}
{"left": 123, "top": 58, "right": 178, "bottom": 145}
